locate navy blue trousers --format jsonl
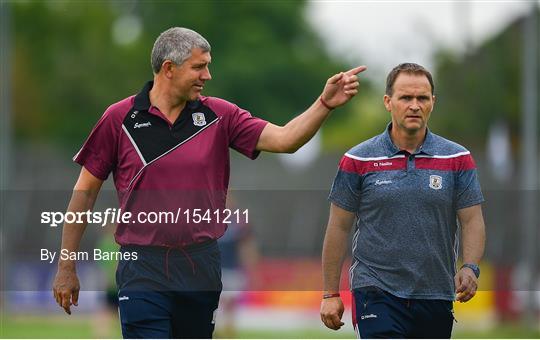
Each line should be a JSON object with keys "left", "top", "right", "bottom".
{"left": 116, "top": 241, "right": 222, "bottom": 339}
{"left": 352, "top": 287, "right": 454, "bottom": 339}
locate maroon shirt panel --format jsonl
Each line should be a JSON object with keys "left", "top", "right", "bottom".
{"left": 201, "top": 96, "right": 268, "bottom": 160}
{"left": 73, "top": 90, "right": 267, "bottom": 247}
{"left": 116, "top": 119, "right": 228, "bottom": 246}
{"left": 73, "top": 96, "right": 134, "bottom": 180}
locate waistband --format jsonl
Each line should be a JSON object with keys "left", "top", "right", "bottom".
{"left": 120, "top": 239, "right": 217, "bottom": 256}
{"left": 121, "top": 240, "right": 218, "bottom": 279}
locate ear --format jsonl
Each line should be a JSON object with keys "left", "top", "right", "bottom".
{"left": 383, "top": 94, "right": 392, "bottom": 112}
{"left": 161, "top": 60, "right": 175, "bottom": 78}
{"left": 431, "top": 95, "right": 436, "bottom": 112}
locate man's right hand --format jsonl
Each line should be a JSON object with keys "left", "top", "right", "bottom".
{"left": 52, "top": 267, "right": 80, "bottom": 315}
{"left": 320, "top": 296, "right": 345, "bottom": 330}
{"left": 320, "top": 65, "right": 367, "bottom": 109}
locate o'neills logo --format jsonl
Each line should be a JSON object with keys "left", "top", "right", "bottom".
{"left": 373, "top": 161, "right": 393, "bottom": 167}
{"left": 134, "top": 122, "right": 152, "bottom": 129}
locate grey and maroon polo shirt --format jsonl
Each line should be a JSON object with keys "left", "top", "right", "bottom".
{"left": 329, "top": 123, "right": 484, "bottom": 300}
{"left": 74, "top": 81, "right": 268, "bottom": 247}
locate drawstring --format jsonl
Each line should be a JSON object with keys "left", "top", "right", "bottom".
{"left": 165, "top": 247, "right": 172, "bottom": 280}
{"left": 179, "top": 247, "right": 196, "bottom": 275}
{"left": 164, "top": 246, "right": 196, "bottom": 281}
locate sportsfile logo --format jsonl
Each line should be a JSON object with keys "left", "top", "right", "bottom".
{"left": 134, "top": 121, "right": 152, "bottom": 129}
{"left": 40, "top": 208, "right": 249, "bottom": 227}
{"left": 360, "top": 313, "right": 378, "bottom": 320}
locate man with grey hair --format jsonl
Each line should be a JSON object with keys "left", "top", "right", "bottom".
{"left": 320, "top": 63, "right": 485, "bottom": 338}
{"left": 151, "top": 27, "right": 211, "bottom": 74}
{"left": 53, "top": 27, "right": 366, "bottom": 338}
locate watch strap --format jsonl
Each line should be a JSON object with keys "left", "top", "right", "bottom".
{"left": 461, "top": 263, "right": 480, "bottom": 278}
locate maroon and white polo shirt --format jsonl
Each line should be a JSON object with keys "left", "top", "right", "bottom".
{"left": 74, "top": 81, "right": 268, "bottom": 247}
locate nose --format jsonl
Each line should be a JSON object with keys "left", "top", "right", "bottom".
{"left": 410, "top": 99, "right": 420, "bottom": 112}
{"left": 201, "top": 67, "right": 212, "bottom": 81}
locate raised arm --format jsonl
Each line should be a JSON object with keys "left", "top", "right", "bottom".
{"left": 320, "top": 203, "right": 356, "bottom": 330}
{"left": 52, "top": 167, "right": 104, "bottom": 314}
{"left": 256, "top": 66, "right": 367, "bottom": 153}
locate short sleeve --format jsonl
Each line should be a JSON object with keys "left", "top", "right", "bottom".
{"left": 455, "top": 154, "right": 484, "bottom": 210}
{"left": 328, "top": 155, "right": 363, "bottom": 212}
{"left": 73, "top": 107, "right": 121, "bottom": 180}
{"left": 228, "top": 105, "right": 268, "bottom": 160}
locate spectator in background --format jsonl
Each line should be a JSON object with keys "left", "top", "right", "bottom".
{"left": 93, "top": 225, "right": 120, "bottom": 338}
{"left": 216, "top": 197, "right": 258, "bottom": 338}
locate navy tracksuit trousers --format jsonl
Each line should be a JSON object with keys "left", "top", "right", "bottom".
{"left": 116, "top": 241, "right": 222, "bottom": 339}
{"left": 352, "top": 287, "right": 454, "bottom": 338}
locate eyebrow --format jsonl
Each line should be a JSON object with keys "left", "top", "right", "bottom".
{"left": 398, "top": 94, "right": 431, "bottom": 99}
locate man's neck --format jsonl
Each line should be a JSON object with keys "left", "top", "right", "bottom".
{"left": 149, "top": 78, "right": 186, "bottom": 122}
{"left": 390, "top": 126, "right": 427, "bottom": 154}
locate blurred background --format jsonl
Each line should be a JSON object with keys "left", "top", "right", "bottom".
{"left": 1, "top": 0, "right": 539, "bottom": 338}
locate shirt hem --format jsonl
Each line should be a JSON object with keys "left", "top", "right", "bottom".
{"left": 456, "top": 198, "right": 485, "bottom": 210}
{"left": 74, "top": 158, "right": 109, "bottom": 181}
{"left": 352, "top": 283, "right": 455, "bottom": 301}
{"left": 248, "top": 121, "right": 269, "bottom": 160}
{"left": 328, "top": 196, "right": 357, "bottom": 212}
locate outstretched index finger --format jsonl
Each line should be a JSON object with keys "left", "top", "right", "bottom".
{"left": 345, "top": 65, "right": 367, "bottom": 76}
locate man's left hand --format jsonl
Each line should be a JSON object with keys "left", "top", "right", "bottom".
{"left": 321, "top": 66, "right": 367, "bottom": 109}
{"left": 454, "top": 267, "right": 478, "bottom": 302}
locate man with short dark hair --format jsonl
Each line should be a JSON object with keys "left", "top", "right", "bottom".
{"left": 52, "top": 27, "right": 366, "bottom": 338}
{"left": 320, "top": 63, "right": 485, "bottom": 338}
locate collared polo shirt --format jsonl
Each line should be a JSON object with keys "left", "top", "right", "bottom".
{"left": 329, "top": 123, "right": 484, "bottom": 300}
{"left": 74, "top": 81, "right": 268, "bottom": 247}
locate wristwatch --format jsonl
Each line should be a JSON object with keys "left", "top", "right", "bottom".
{"left": 461, "top": 263, "right": 480, "bottom": 278}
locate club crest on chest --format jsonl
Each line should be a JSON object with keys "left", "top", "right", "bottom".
{"left": 192, "top": 112, "right": 207, "bottom": 126}
{"left": 429, "top": 175, "right": 443, "bottom": 190}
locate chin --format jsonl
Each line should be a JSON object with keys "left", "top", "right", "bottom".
{"left": 402, "top": 124, "right": 424, "bottom": 133}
